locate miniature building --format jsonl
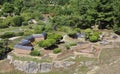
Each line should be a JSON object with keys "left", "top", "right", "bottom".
{"left": 32, "top": 34, "right": 45, "bottom": 42}
{"left": 77, "top": 33, "right": 85, "bottom": 42}
{"left": 14, "top": 44, "right": 33, "bottom": 55}
{"left": 19, "top": 39, "right": 32, "bottom": 46}
{"left": 26, "top": 36, "right": 35, "bottom": 42}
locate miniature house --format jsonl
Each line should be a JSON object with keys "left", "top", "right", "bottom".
{"left": 14, "top": 44, "right": 33, "bottom": 55}
{"left": 32, "top": 32, "right": 47, "bottom": 42}
{"left": 19, "top": 39, "right": 32, "bottom": 46}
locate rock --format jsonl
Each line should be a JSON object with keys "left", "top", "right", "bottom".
{"left": 25, "top": 61, "right": 38, "bottom": 73}
{"left": 13, "top": 60, "right": 38, "bottom": 73}
{"left": 53, "top": 61, "right": 63, "bottom": 68}
{"left": 7, "top": 55, "right": 13, "bottom": 64}
{"left": 62, "top": 61, "right": 75, "bottom": 67}
{"left": 85, "top": 61, "right": 94, "bottom": 66}
{"left": 39, "top": 63, "right": 52, "bottom": 72}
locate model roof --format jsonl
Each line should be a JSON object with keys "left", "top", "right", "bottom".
{"left": 14, "top": 44, "right": 33, "bottom": 50}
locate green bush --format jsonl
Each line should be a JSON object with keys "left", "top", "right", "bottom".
{"left": 75, "top": 28, "right": 81, "bottom": 33}
{"left": 11, "top": 16, "right": 24, "bottom": 26}
{"left": 85, "top": 28, "right": 92, "bottom": 33}
{"left": 113, "top": 24, "right": 120, "bottom": 35}
{"left": 0, "top": 23, "right": 9, "bottom": 28}
{"left": 89, "top": 35, "right": 98, "bottom": 42}
{"left": 93, "top": 31, "right": 100, "bottom": 38}
{"left": 22, "top": 21, "right": 28, "bottom": 26}
{"left": 30, "top": 50, "right": 40, "bottom": 56}
{"left": 47, "top": 33, "right": 63, "bottom": 42}
{"left": 2, "top": 3, "right": 14, "bottom": 13}
{"left": 53, "top": 48, "right": 61, "bottom": 54}
{"left": 85, "top": 28, "right": 92, "bottom": 40}
{"left": 0, "top": 32, "right": 15, "bottom": 38}
{"left": 69, "top": 42, "right": 77, "bottom": 46}
{"left": 65, "top": 44, "right": 70, "bottom": 50}
{"left": 68, "top": 31, "right": 77, "bottom": 38}
{"left": 38, "top": 39, "right": 56, "bottom": 48}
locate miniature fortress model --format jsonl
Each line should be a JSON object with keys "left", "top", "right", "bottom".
{"left": 13, "top": 32, "right": 47, "bottom": 55}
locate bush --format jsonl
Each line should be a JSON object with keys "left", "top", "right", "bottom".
{"left": 93, "top": 31, "right": 100, "bottom": 38}
{"left": 65, "top": 44, "right": 70, "bottom": 50}
{"left": 69, "top": 42, "right": 77, "bottom": 46}
{"left": 22, "top": 21, "right": 28, "bottom": 26}
{"left": 30, "top": 50, "right": 40, "bottom": 56}
{"left": 53, "top": 48, "right": 61, "bottom": 54}
{"left": 85, "top": 28, "right": 92, "bottom": 40}
{"left": 68, "top": 31, "right": 77, "bottom": 38}
{"left": 85, "top": 28, "right": 92, "bottom": 33}
{"left": 11, "top": 16, "right": 24, "bottom": 26}
{"left": 75, "top": 28, "right": 81, "bottom": 33}
{"left": 113, "top": 24, "right": 120, "bottom": 35}
{"left": 38, "top": 39, "right": 56, "bottom": 48}
{"left": 0, "top": 23, "right": 9, "bottom": 28}
{"left": 0, "top": 32, "right": 15, "bottom": 38}
{"left": 47, "top": 33, "right": 63, "bottom": 42}
{"left": 89, "top": 35, "right": 98, "bottom": 42}
{"left": 2, "top": 3, "right": 14, "bottom": 13}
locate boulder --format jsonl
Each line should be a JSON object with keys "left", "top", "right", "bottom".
{"left": 39, "top": 63, "right": 52, "bottom": 72}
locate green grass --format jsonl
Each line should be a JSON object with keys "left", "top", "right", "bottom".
{"left": 10, "top": 53, "right": 52, "bottom": 63}
{"left": 0, "top": 70, "right": 26, "bottom": 74}
{"left": 69, "top": 56, "right": 97, "bottom": 62}
{"left": 99, "top": 48, "right": 120, "bottom": 64}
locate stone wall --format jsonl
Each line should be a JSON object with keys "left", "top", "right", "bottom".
{"left": 7, "top": 55, "right": 75, "bottom": 73}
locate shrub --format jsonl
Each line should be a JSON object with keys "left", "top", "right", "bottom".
{"left": 113, "top": 24, "right": 120, "bottom": 35}
{"left": 53, "top": 48, "right": 61, "bottom": 54}
{"left": 38, "top": 39, "right": 56, "bottom": 48}
{"left": 89, "top": 35, "right": 98, "bottom": 42}
{"left": 11, "top": 16, "right": 24, "bottom": 26}
{"left": 68, "top": 31, "right": 77, "bottom": 38}
{"left": 0, "top": 23, "right": 9, "bottom": 28}
{"left": 93, "top": 31, "right": 100, "bottom": 38}
{"left": 75, "top": 28, "right": 81, "bottom": 33}
{"left": 22, "top": 21, "right": 28, "bottom": 26}
{"left": 85, "top": 28, "right": 92, "bottom": 33}
{"left": 69, "top": 42, "right": 77, "bottom": 46}
{"left": 47, "top": 33, "right": 63, "bottom": 42}
{"left": 30, "top": 50, "right": 40, "bottom": 56}
{"left": 65, "top": 44, "right": 70, "bottom": 50}
{"left": 2, "top": 3, "right": 14, "bottom": 13}
{"left": 85, "top": 28, "right": 92, "bottom": 40}
{"left": 0, "top": 32, "right": 15, "bottom": 38}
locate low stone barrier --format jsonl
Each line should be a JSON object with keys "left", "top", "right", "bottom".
{"left": 7, "top": 55, "right": 75, "bottom": 73}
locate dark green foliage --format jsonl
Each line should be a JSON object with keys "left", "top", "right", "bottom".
{"left": 11, "top": 16, "right": 24, "bottom": 26}
{"left": 113, "top": 24, "right": 120, "bottom": 35}
{"left": 53, "top": 48, "right": 61, "bottom": 54}
{"left": 0, "top": 32, "right": 15, "bottom": 38}
{"left": 0, "top": 0, "right": 120, "bottom": 34}
{"left": 0, "top": 39, "right": 12, "bottom": 59}
{"left": 22, "top": 21, "right": 28, "bottom": 26}
{"left": 30, "top": 50, "right": 40, "bottom": 56}
{"left": 2, "top": 3, "right": 14, "bottom": 13}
